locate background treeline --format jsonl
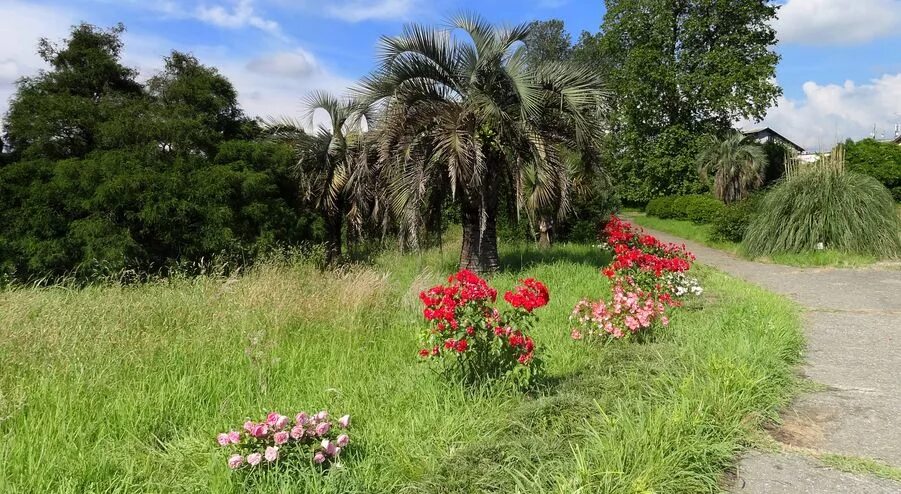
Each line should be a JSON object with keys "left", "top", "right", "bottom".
{"left": 0, "top": 24, "right": 324, "bottom": 281}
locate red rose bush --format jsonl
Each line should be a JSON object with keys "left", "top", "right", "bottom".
{"left": 419, "top": 269, "right": 549, "bottom": 385}
{"left": 217, "top": 410, "right": 351, "bottom": 471}
{"left": 571, "top": 215, "right": 701, "bottom": 342}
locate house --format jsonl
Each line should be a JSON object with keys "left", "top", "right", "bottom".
{"left": 740, "top": 127, "right": 805, "bottom": 153}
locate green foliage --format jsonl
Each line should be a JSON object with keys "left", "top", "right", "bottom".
{"left": 744, "top": 170, "right": 901, "bottom": 258}
{"left": 844, "top": 138, "right": 901, "bottom": 201}
{"left": 645, "top": 196, "right": 674, "bottom": 218}
{"left": 574, "top": 0, "right": 781, "bottom": 202}
{"left": 683, "top": 195, "right": 725, "bottom": 224}
{"left": 524, "top": 19, "right": 573, "bottom": 65}
{"left": 710, "top": 197, "right": 761, "bottom": 243}
{"left": 698, "top": 132, "right": 767, "bottom": 203}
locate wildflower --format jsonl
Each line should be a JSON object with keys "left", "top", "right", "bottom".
{"left": 217, "top": 433, "right": 230, "bottom": 446}
{"left": 247, "top": 453, "right": 262, "bottom": 466}
{"left": 337, "top": 415, "right": 350, "bottom": 429}
{"left": 273, "top": 431, "right": 289, "bottom": 445}
{"left": 227, "top": 454, "right": 243, "bottom": 469}
{"left": 337, "top": 434, "right": 350, "bottom": 447}
{"left": 313, "top": 452, "right": 326, "bottom": 464}
{"left": 264, "top": 446, "right": 279, "bottom": 462}
{"left": 570, "top": 329, "right": 583, "bottom": 340}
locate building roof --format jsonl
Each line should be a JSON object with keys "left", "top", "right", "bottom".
{"left": 741, "top": 127, "right": 805, "bottom": 152}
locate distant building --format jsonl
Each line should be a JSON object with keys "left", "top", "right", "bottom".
{"left": 740, "top": 127, "right": 804, "bottom": 153}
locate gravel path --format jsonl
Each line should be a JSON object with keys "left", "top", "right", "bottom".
{"left": 631, "top": 223, "right": 901, "bottom": 493}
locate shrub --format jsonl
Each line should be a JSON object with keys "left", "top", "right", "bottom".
{"left": 670, "top": 196, "right": 693, "bottom": 220}
{"left": 710, "top": 197, "right": 761, "bottom": 243}
{"left": 683, "top": 195, "right": 724, "bottom": 224}
{"left": 844, "top": 138, "right": 901, "bottom": 201}
{"left": 743, "top": 170, "right": 901, "bottom": 258}
{"left": 418, "top": 270, "right": 548, "bottom": 386}
{"left": 217, "top": 410, "right": 351, "bottom": 471}
{"left": 645, "top": 196, "right": 675, "bottom": 218}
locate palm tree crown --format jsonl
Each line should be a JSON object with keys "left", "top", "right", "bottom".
{"left": 699, "top": 131, "right": 767, "bottom": 204}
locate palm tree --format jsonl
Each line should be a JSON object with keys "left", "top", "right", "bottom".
{"left": 360, "top": 14, "right": 606, "bottom": 272}
{"left": 264, "top": 91, "right": 370, "bottom": 264}
{"left": 698, "top": 131, "right": 768, "bottom": 204}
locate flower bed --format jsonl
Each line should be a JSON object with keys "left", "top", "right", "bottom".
{"left": 418, "top": 270, "right": 549, "bottom": 385}
{"left": 218, "top": 410, "right": 351, "bottom": 471}
{"left": 571, "top": 215, "right": 701, "bottom": 341}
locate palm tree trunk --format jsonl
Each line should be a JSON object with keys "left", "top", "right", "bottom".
{"left": 324, "top": 210, "right": 342, "bottom": 266}
{"left": 459, "top": 172, "right": 500, "bottom": 274}
{"left": 537, "top": 216, "right": 552, "bottom": 249}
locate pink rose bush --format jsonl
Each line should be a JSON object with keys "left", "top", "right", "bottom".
{"left": 217, "top": 410, "right": 351, "bottom": 471}
{"left": 571, "top": 215, "right": 702, "bottom": 342}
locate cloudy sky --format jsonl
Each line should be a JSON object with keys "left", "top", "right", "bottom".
{"left": 2, "top": 0, "right": 900, "bottom": 150}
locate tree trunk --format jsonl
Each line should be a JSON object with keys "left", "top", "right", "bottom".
{"left": 324, "top": 210, "right": 342, "bottom": 266}
{"left": 459, "top": 166, "right": 500, "bottom": 273}
{"left": 537, "top": 216, "right": 552, "bottom": 249}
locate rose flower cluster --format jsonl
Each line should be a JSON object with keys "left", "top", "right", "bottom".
{"left": 419, "top": 269, "right": 548, "bottom": 381}
{"left": 218, "top": 410, "right": 350, "bottom": 471}
{"left": 571, "top": 215, "right": 702, "bottom": 341}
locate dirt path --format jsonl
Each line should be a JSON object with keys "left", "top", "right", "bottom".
{"left": 633, "top": 224, "right": 901, "bottom": 493}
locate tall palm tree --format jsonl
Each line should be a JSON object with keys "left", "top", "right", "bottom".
{"left": 699, "top": 131, "right": 768, "bottom": 204}
{"left": 264, "top": 91, "right": 370, "bottom": 264}
{"left": 360, "top": 14, "right": 606, "bottom": 273}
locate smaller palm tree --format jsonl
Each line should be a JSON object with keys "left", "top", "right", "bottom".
{"left": 699, "top": 131, "right": 768, "bottom": 204}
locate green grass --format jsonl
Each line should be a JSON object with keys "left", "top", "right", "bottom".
{"left": 0, "top": 240, "right": 804, "bottom": 493}
{"left": 628, "top": 214, "right": 880, "bottom": 268}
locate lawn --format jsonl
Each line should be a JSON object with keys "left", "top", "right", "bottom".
{"left": 628, "top": 214, "right": 881, "bottom": 268}
{"left": 0, "top": 239, "right": 804, "bottom": 493}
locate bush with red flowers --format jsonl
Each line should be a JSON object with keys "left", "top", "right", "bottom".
{"left": 571, "top": 215, "right": 701, "bottom": 342}
{"left": 419, "top": 270, "right": 549, "bottom": 386}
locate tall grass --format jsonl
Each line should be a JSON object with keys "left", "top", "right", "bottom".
{"left": 743, "top": 169, "right": 901, "bottom": 258}
{"left": 0, "top": 240, "right": 803, "bottom": 493}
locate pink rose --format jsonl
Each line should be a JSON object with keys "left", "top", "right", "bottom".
{"left": 337, "top": 415, "right": 350, "bottom": 429}
{"left": 227, "top": 454, "right": 243, "bottom": 469}
{"left": 313, "top": 452, "right": 326, "bottom": 464}
{"left": 290, "top": 425, "right": 304, "bottom": 440}
{"left": 274, "top": 415, "right": 289, "bottom": 430}
{"left": 265, "top": 412, "right": 280, "bottom": 426}
{"left": 217, "top": 433, "right": 230, "bottom": 446}
{"left": 264, "top": 446, "right": 279, "bottom": 462}
{"left": 243, "top": 421, "right": 255, "bottom": 433}
{"left": 315, "top": 422, "right": 330, "bottom": 436}
{"left": 314, "top": 410, "right": 328, "bottom": 422}
{"left": 336, "top": 434, "right": 349, "bottom": 448}
{"left": 273, "top": 431, "right": 289, "bottom": 445}
{"left": 227, "top": 430, "right": 241, "bottom": 444}
{"left": 247, "top": 453, "right": 262, "bottom": 466}
{"left": 250, "top": 423, "right": 269, "bottom": 438}
{"left": 321, "top": 439, "right": 337, "bottom": 457}
{"left": 295, "top": 412, "right": 309, "bottom": 426}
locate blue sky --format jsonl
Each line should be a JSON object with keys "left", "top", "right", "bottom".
{"left": 2, "top": 0, "right": 901, "bottom": 150}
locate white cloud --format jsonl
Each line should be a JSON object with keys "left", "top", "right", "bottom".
{"left": 774, "top": 0, "right": 901, "bottom": 45}
{"left": 324, "top": 0, "right": 418, "bottom": 22}
{"left": 746, "top": 74, "right": 901, "bottom": 150}
{"left": 246, "top": 49, "right": 321, "bottom": 78}
{"left": 195, "top": 0, "right": 282, "bottom": 36}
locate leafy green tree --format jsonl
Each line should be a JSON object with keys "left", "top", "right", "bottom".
{"left": 524, "top": 19, "right": 573, "bottom": 66}
{"left": 574, "top": 0, "right": 781, "bottom": 202}
{"left": 363, "top": 14, "right": 606, "bottom": 272}
{"left": 3, "top": 23, "right": 142, "bottom": 160}
{"left": 698, "top": 131, "right": 767, "bottom": 204}
{"left": 845, "top": 138, "right": 901, "bottom": 201}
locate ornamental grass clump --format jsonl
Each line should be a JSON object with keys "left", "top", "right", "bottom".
{"left": 217, "top": 410, "right": 351, "bottom": 471}
{"left": 571, "top": 215, "right": 701, "bottom": 342}
{"left": 743, "top": 169, "right": 901, "bottom": 258}
{"left": 419, "top": 269, "right": 549, "bottom": 386}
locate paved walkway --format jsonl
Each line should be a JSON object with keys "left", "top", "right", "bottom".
{"left": 633, "top": 223, "right": 901, "bottom": 493}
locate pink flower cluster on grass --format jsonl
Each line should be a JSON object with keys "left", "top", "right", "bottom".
{"left": 218, "top": 410, "right": 351, "bottom": 471}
